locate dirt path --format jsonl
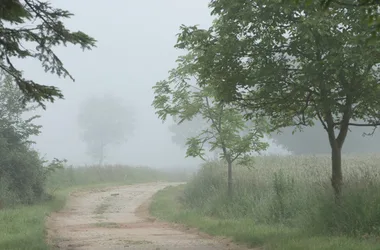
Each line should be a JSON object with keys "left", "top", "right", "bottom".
{"left": 47, "top": 182, "right": 249, "bottom": 250}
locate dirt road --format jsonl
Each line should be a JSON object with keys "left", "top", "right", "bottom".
{"left": 47, "top": 182, "right": 248, "bottom": 250}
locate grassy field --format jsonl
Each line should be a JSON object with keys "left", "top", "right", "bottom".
{"left": 150, "top": 154, "right": 380, "bottom": 250}
{"left": 0, "top": 164, "right": 186, "bottom": 250}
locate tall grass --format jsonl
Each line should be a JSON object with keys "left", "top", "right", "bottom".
{"left": 180, "top": 154, "right": 380, "bottom": 237}
{"left": 45, "top": 164, "right": 187, "bottom": 193}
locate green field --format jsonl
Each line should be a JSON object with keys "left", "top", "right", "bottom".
{"left": 0, "top": 164, "right": 185, "bottom": 250}
{"left": 150, "top": 154, "right": 380, "bottom": 250}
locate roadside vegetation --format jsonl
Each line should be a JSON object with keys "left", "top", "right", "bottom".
{"left": 151, "top": 155, "right": 380, "bottom": 250}
{"left": 0, "top": 4, "right": 187, "bottom": 249}
{"left": 0, "top": 71, "right": 185, "bottom": 250}
{"left": 150, "top": 0, "right": 380, "bottom": 249}
{"left": 3, "top": 0, "right": 380, "bottom": 250}
{"left": 0, "top": 164, "right": 186, "bottom": 250}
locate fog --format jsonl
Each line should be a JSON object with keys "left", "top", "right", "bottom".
{"left": 17, "top": 0, "right": 288, "bottom": 168}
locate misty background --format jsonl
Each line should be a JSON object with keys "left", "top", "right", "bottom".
{"left": 19, "top": 0, "right": 220, "bottom": 168}
{"left": 15, "top": 0, "right": 379, "bottom": 168}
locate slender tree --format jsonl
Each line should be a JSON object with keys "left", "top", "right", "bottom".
{"left": 153, "top": 54, "right": 268, "bottom": 197}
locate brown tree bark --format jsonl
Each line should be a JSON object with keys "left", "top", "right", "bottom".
{"left": 331, "top": 143, "right": 343, "bottom": 200}
{"left": 325, "top": 110, "right": 349, "bottom": 201}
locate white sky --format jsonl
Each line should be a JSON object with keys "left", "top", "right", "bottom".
{"left": 16, "top": 0, "right": 289, "bottom": 168}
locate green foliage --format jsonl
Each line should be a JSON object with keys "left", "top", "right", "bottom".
{"left": 288, "top": 1, "right": 380, "bottom": 40}
{"left": 78, "top": 95, "right": 135, "bottom": 165}
{"left": 0, "top": 74, "right": 46, "bottom": 206}
{"left": 0, "top": 73, "right": 68, "bottom": 206}
{"left": 175, "top": 155, "right": 380, "bottom": 238}
{"left": 153, "top": 53, "right": 268, "bottom": 164}
{"left": 0, "top": 0, "right": 96, "bottom": 107}
{"left": 151, "top": 182, "right": 380, "bottom": 250}
{"left": 319, "top": 0, "right": 380, "bottom": 31}
{"left": 0, "top": 193, "right": 67, "bottom": 250}
{"left": 177, "top": 0, "right": 380, "bottom": 132}
{"left": 174, "top": 0, "right": 380, "bottom": 196}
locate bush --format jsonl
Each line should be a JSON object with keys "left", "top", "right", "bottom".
{"left": 0, "top": 74, "right": 48, "bottom": 207}
{"left": 180, "top": 155, "right": 380, "bottom": 237}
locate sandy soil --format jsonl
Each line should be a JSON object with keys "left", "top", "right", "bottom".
{"left": 46, "top": 182, "right": 249, "bottom": 250}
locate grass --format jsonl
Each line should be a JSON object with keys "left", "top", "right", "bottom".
{"left": 0, "top": 164, "right": 186, "bottom": 250}
{"left": 0, "top": 189, "right": 68, "bottom": 250}
{"left": 150, "top": 154, "right": 380, "bottom": 250}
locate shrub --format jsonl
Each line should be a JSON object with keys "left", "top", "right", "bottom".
{"left": 0, "top": 74, "right": 47, "bottom": 207}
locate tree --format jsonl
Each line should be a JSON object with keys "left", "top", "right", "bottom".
{"left": 0, "top": 73, "right": 41, "bottom": 149}
{"left": 174, "top": 0, "right": 380, "bottom": 199}
{"left": 152, "top": 54, "right": 268, "bottom": 197}
{"left": 0, "top": 0, "right": 96, "bottom": 107}
{"left": 78, "top": 95, "right": 134, "bottom": 165}
{"left": 0, "top": 72, "right": 49, "bottom": 205}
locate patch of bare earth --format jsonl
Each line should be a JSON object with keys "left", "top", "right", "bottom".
{"left": 46, "top": 182, "right": 250, "bottom": 250}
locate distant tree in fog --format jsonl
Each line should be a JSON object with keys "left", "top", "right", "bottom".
{"left": 78, "top": 95, "right": 134, "bottom": 165}
{"left": 168, "top": 114, "right": 224, "bottom": 159}
{"left": 168, "top": 114, "right": 206, "bottom": 150}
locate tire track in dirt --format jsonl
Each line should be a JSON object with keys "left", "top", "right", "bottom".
{"left": 46, "top": 182, "right": 250, "bottom": 250}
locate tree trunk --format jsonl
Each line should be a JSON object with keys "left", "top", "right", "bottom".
{"left": 325, "top": 120, "right": 346, "bottom": 202}
{"left": 227, "top": 159, "right": 233, "bottom": 198}
{"left": 321, "top": 88, "right": 351, "bottom": 202}
{"left": 98, "top": 143, "right": 105, "bottom": 166}
{"left": 331, "top": 144, "right": 343, "bottom": 201}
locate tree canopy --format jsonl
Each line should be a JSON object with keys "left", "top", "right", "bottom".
{"left": 0, "top": 0, "right": 96, "bottom": 107}
{"left": 174, "top": 0, "right": 380, "bottom": 198}
{"left": 318, "top": 0, "right": 380, "bottom": 8}
{"left": 291, "top": 0, "right": 380, "bottom": 35}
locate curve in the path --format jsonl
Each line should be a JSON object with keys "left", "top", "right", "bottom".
{"left": 46, "top": 182, "right": 249, "bottom": 250}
